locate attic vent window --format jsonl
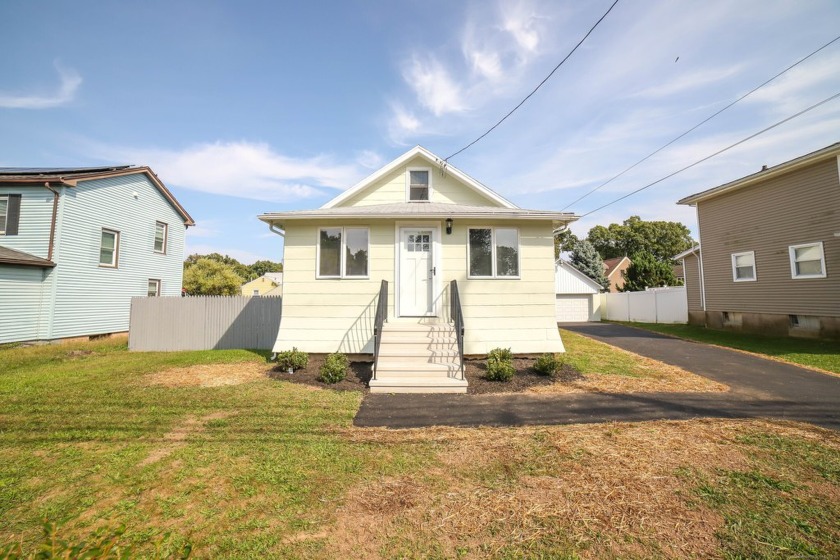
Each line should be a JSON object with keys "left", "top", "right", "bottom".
{"left": 407, "top": 168, "right": 431, "bottom": 202}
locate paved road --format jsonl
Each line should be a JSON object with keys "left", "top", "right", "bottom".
{"left": 354, "top": 323, "right": 840, "bottom": 430}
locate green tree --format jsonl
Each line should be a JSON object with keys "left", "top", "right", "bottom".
{"left": 183, "top": 258, "right": 244, "bottom": 296}
{"left": 249, "top": 259, "right": 283, "bottom": 278}
{"left": 185, "top": 252, "right": 253, "bottom": 280}
{"left": 554, "top": 229, "right": 579, "bottom": 260}
{"left": 569, "top": 239, "right": 609, "bottom": 290}
{"left": 587, "top": 216, "right": 693, "bottom": 263}
{"left": 620, "top": 252, "right": 677, "bottom": 292}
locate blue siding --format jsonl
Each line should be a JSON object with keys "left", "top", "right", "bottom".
{"left": 0, "top": 266, "right": 51, "bottom": 343}
{"left": 48, "top": 173, "right": 187, "bottom": 338}
{"left": 0, "top": 185, "right": 56, "bottom": 259}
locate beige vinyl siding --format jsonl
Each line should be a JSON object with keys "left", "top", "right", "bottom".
{"left": 274, "top": 218, "right": 563, "bottom": 354}
{"left": 341, "top": 155, "right": 504, "bottom": 207}
{"left": 697, "top": 158, "right": 840, "bottom": 317}
{"left": 683, "top": 253, "right": 702, "bottom": 312}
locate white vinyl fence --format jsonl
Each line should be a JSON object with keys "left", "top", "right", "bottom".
{"left": 599, "top": 287, "right": 687, "bottom": 324}
{"left": 129, "top": 296, "right": 282, "bottom": 351}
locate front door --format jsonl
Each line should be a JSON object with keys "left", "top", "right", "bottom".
{"left": 399, "top": 229, "right": 434, "bottom": 316}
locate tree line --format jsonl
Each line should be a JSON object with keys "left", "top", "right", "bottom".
{"left": 183, "top": 253, "right": 283, "bottom": 296}
{"left": 557, "top": 215, "right": 694, "bottom": 292}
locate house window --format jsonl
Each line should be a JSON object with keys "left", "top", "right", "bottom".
{"left": 147, "top": 279, "right": 160, "bottom": 297}
{"left": 154, "top": 221, "right": 168, "bottom": 253}
{"left": 406, "top": 168, "right": 431, "bottom": 201}
{"left": 731, "top": 251, "right": 756, "bottom": 282}
{"left": 789, "top": 242, "right": 826, "bottom": 279}
{"left": 317, "top": 227, "right": 369, "bottom": 278}
{"left": 253, "top": 289, "right": 260, "bottom": 296}
{"left": 0, "top": 194, "right": 21, "bottom": 236}
{"left": 468, "top": 227, "right": 520, "bottom": 278}
{"left": 99, "top": 228, "right": 120, "bottom": 267}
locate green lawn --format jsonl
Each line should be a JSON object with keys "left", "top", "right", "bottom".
{"left": 619, "top": 322, "right": 840, "bottom": 374}
{"left": 1, "top": 339, "right": 839, "bottom": 558}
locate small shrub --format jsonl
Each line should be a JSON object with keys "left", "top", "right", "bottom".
{"left": 276, "top": 347, "right": 308, "bottom": 372}
{"left": 486, "top": 347, "right": 515, "bottom": 382}
{"left": 318, "top": 353, "right": 349, "bottom": 384}
{"left": 534, "top": 353, "right": 561, "bottom": 376}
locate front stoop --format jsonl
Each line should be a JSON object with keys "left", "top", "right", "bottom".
{"left": 369, "top": 322, "right": 468, "bottom": 394}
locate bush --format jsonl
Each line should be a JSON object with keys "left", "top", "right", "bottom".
{"left": 318, "top": 353, "right": 349, "bottom": 384}
{"left": 534, "top": 353, "right": 561, "bottom": 376}
{"left": 276, "top": 347, "right": 308, "bottom": 372}
{"left": 486, "top": 347, "right": 515, "bottom": 382}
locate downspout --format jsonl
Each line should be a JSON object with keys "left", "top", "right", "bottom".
{"left": 43, "top": 182, "right": 60, "bottom": 262}
{"left": 267, "top": 221, "right": 285, "bottom": 361}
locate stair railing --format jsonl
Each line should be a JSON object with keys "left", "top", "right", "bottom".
{"left": 372, "top": 279, "right": 388, "bottom": 381}
{"left": 449, "top": 279, "right": 465, "bottom": 380}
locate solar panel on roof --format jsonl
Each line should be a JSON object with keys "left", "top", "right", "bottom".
{"left": 0, "top": 165, "right": 131, "bottom": 176}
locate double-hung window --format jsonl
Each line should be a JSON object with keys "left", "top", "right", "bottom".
{"left": 317, "top": 227, "right": 369, "bottom": 278}
{"left": 0, "top": 194, "right": 21, "bottom": 235}
{"left": 154, "top": 221, "right": 168, "bottom": 253}
{"left": 731, "top": 251, "right": 756, "bottom": 282}
{"left": 468, "top": 227, "right": 520, "bottom": 278}
{"left": 789, "top": 242, "right": 826, "bottom": 279}
{"left": 147, "top": 279, "right": 161, "bottom": 297}
{"left": 100, "top": 228, "right": 120, "bottom": 267}
{"left": 406, "top": 168, "right": 431, "bottom": 201}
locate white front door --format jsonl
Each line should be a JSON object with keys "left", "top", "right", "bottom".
{"left": 399, "top": 228, "right": 434, "bottom": 316}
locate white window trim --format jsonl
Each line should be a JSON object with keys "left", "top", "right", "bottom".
{"left": 789, "top": 241, "right": 827, "bottom": 279}
{"left": 405, "top": 167, "right": 433, "bottom": 203}
{"left": 467, "top": 226, "right": 521, "bottom": 280}
{"left": 316, "top": 226, "right": 370, "bottom": 279}
{"left": 731, "top": 250, "right": 757, "bottom": 282}
{"left": 147, "top": 279, "right": 161, "bottom": 297}
{"left": 100, "top": 228, "right": 120, "bottom": 268}
{"left": 0, "top": 195, "right": 7, "bottom": 235}
{"left": 154, "top": 221, "right": 168, "bottom": 254}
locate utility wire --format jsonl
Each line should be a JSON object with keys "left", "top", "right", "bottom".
{"left": 562, "top": 33, "right": 840, "bottom": 211}
{"left": 578, "top": 90, "right": 840, "bottom": 218}
{"left": 443, "top": 0, "right": 621, "bottom": 162}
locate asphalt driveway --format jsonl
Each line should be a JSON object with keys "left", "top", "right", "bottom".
{"left": 354, "top": 323, "right": 840, "bottom": 430}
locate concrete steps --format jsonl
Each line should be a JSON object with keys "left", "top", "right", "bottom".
{"left": 370, "top": 321, "right": 467, "bottom": 394}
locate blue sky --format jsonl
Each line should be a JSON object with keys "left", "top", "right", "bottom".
{"left": 2, "top": 0, "right": 839, "bottom": 263}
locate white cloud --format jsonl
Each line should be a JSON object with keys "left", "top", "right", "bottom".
{"left": 403, "top": 55, "right": 468, "bottom": 116}
{"left": 93, "top": 141, "right": 366, "bottom": 202}
{"left": 356, "top": 149, "right": 384, "bottom": 169}
{"left": 0, "top": 63, "right": 82, "bottom": 109}
{"left": 500, "top": 0, "right": 542, "bottom": 55}
{"left": 633, "top": 65, "right": 742, "bottom": 98}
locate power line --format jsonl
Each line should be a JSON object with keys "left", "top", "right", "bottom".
{"left": 561, "top": 33, "right": 840, "bottom": 211}
{"left": 578, "top": 90, "right": 840, "bottom": 218}
{"left": 443, "top": 0, "right": 621, "bottom": 162}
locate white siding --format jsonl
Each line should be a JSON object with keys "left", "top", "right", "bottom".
{"left": 274, "top": 219, "right": 564, "bottom": 354}
{"left": 341, "top": 155, "right": 504, "bottom": 207}
{"left": 555, "top": 263, "right": 601, "bottom": 294}
{"left": 0, "top": 185, "right": 56, "bottom": 259}
{"left": 48, "top": 174, "right": 187, "bottom": 339}
{"left": 0, "top": 266, "right": 51, "bottom": 343}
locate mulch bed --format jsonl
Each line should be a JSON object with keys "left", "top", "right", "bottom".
{"left": 268, "top": 354, "right": 583, "bottom": 394}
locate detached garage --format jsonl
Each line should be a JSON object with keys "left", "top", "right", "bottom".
{"left": 555, "top": 260, "right": 602, "bottom": 322}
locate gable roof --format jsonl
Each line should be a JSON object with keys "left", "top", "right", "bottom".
{"left": 258, "top": 202, "right": 577, "bottom": 229}
{"left": 603, "top": 256, "right": 630, "bottom": 278}
{"left": 321, "top": 146, "right": 517, "bottom": 209}
{"left": 673, "top": 245, "right": 700, "bottom": 260}
{"left": 678, "top": 141, "right": 840, "bottom": 205}
{"left": 555, "top": 260, "right": 603, "bottom": 293}
{"left": 0, "top": 166, "right": 195, "bottom": 226}
{"left": 0, "top": 246, "right": 55, "bottom": 268}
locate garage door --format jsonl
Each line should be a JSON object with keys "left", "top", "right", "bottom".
{"left": 555, "top": 294, "right": 593, "bottom": 322}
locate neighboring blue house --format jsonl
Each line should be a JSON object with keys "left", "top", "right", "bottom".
{"left": 0, "top": 166, "right": 194, "bottom": 344}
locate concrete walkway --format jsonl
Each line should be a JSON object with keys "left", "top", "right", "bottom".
{"left": 354, "top": 323, "right": 840, "bottom": 430}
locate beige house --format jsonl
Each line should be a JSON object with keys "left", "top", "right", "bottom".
{"left": 241, "top": 272, "right": 283, "bottom": 297}
{"left": 603, "top": 256, "right": 631, "bottom": 293}
{"left": 258, "top": 146, "right": 578, "bottom": 392}
{"left": 677, "top": 142, "right": 840, "bottom": 339}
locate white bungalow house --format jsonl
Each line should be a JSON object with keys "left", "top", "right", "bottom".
{"left": 258, "top": 146, "right": 577, "bottom": 393}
